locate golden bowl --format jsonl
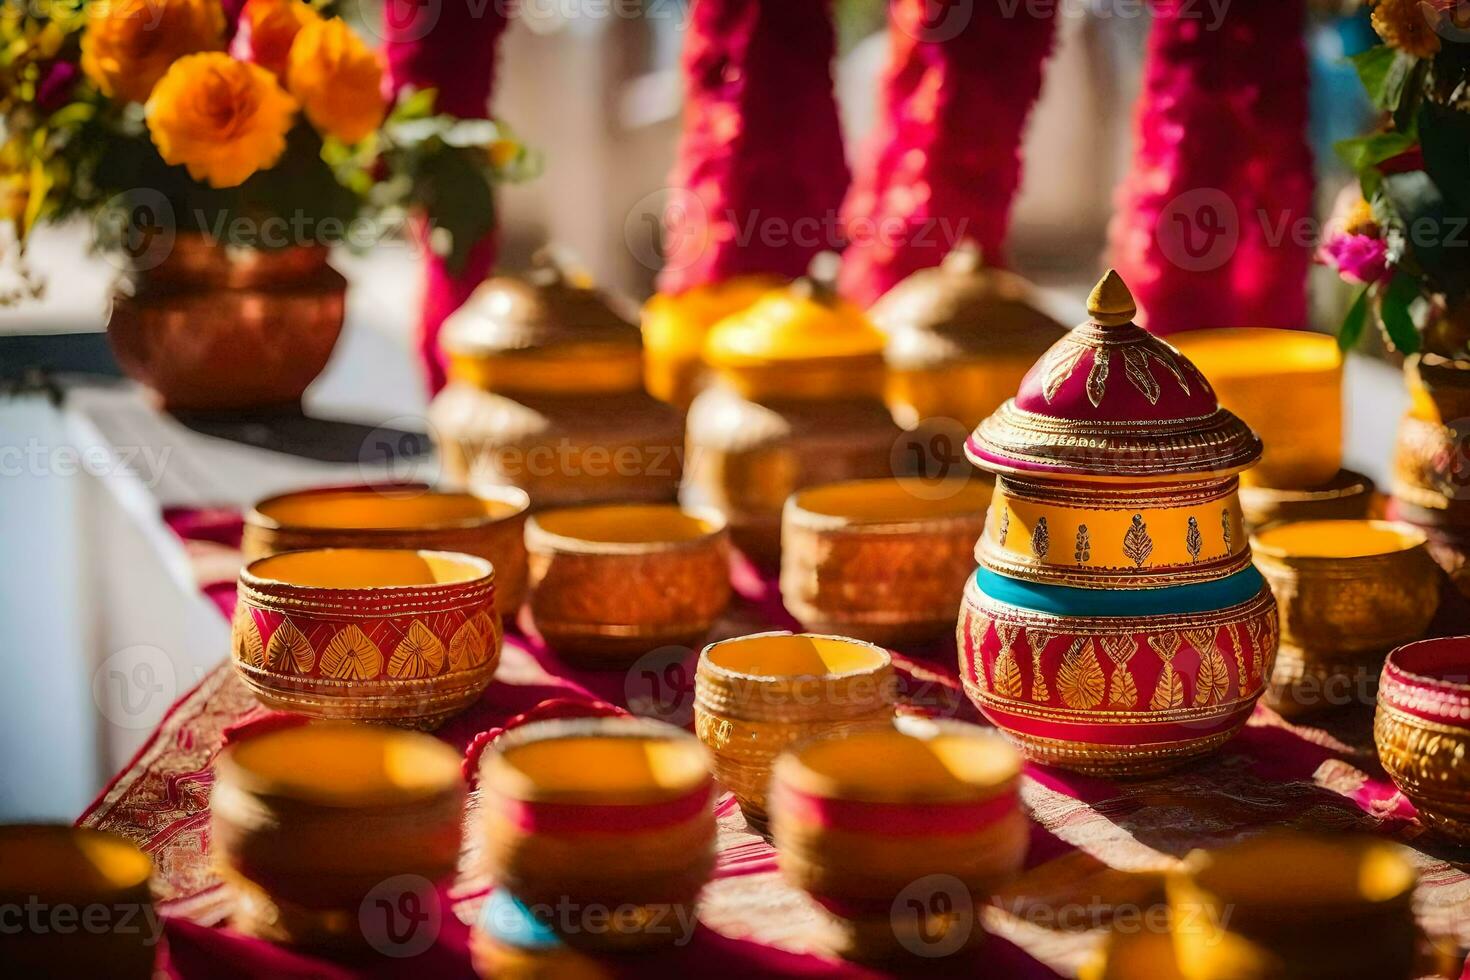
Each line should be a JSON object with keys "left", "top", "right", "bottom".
{"left": 1169, "top": 328, "right": 1343, "bottom": 490}
{"left": 1252, "top": 520, "right": 1439, "bottom": 717}
{"left": 0, "top": 825, "right": 156, "bottom": 977}
{"left": 780, "top": 477, "right": 992, "bottom": 646}
{"left": 1238, "top": 468, "right": 1376, "bottom": 531}
{"left": 233, "top": 548, "right": 501, "bottom": 728}
{"left": 244, "top": 483, "right": 531, "bottom": 617}
{"left": 769, "top": 718, "right": 1026, "bottom": 961}
{"left": 477, "top": 716, "right": 715, "bottom": 951}
{"left": 1168, "top": 834, "right": 1418, "bottom": 980}
{"left": 694, "top": 632, "right": 897, "bottom": 830}
{"left": 523, "top": 504, "right": 732, "bottom": 667}
{"left": 1376, "top": 637, "right": 1470, "bottom": 843}
{"left": 211, "top": 722, "right": 466, "bottom": 948}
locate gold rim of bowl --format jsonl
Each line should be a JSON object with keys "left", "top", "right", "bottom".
{"left": 247, "top": 483, "right": 530, "bottom": 536}
{"left": 783, "top": 478, "right": 992, "bottom": 535}
{"left": 525, "top": 504, "right": 728, "bottom": 557}
{"left": 1250, "top": 519, "right": 1428, "bottom": 567}
{"left": 241, "top": 548, "right": 495, "bottom": 593}
{"left": 697, "top": 631, "right": 893, "bottom": 685}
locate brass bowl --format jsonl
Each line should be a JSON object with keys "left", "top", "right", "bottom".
{"left": 212, "top": 722, "right": 465, "bottom": 948}
{"left": 477, "top": 717, "right": 715, "bottom": 951}
{"left": 233, "top": 548, "right": 501, "bottom": 728}
{"left": 1252, "top": 520, "right": 1439, "bottom": 717}
{"left": 694, "top": 632, "right": 897, "bottom": 830}
{"left": 1238, "top": 468, "right": 1376, "bottom": 532}
{"left": 1376, "top": 637, "right": 1470, "bottom": 842}
{"left": 523, "top": 504, "right": 731, "bottom": 667}
{"left": 0, "top": 825, "right": 156, "bottom": 977}
{"left": 769, "top": 718, "right": 1026, "bottom": 961}
{"left": 1168, "top": 834, "right": 1418, "bottom": 980}
{"left": 780, "top": 477, "right": 992, "bottom": 645}
{"left": 244, "top": 483, "right": 531, "bottom": 617}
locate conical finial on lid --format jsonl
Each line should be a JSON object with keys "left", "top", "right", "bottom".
{"left": 1087, "top": 270, "right": 1136, "bottom": 327}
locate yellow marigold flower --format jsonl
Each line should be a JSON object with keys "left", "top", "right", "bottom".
{"left": 146, "top": 53, "right": 298, "bottom": 188}
{"left": 233, "top": 0, "right": 319, "bottom": 78}
{"left": 488, "top": 138, "right": 521, "bottom": 170}
{"left": 286, "top": 18, "right": 385, "bottom": 145}
{"left": 1371, "top": 0, "right": 1441, "bottom": 58}
{"left": 81, "top": 0, "right": 225, "bottom": 105}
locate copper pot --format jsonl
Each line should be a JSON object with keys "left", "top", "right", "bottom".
{"left": 107, "top": 235, "right": 345, "bottom": 412}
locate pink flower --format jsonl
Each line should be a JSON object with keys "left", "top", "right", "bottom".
{"left": 1319, "top": 232, "right": 1391, "bottom": 285}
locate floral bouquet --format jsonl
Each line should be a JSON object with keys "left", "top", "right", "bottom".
{"left": 1326, "top": 0, "right": 1470, "bottom": 356}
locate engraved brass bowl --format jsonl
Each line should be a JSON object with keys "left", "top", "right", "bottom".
{"left": 477, "top": 717, "right": 715, "bottom": 951}
{"left": 780, "top": 477, "right": 992, "bottom": 645}
{"left": 1376, "top": 637, "right": 1470, "bottom": 843}
{"left": 211, "top": 723, "right": 465, "bottom": 948}
{"left": 1253, "top": 520, "right": 1439, "bottom": 718}
{"left": 523, "top": 504, "right": 731, "bottom": 668}
{"left": 1167, "top": 834, "right": 1418, "bottom": 980}
{"left": 1238, "top": 468, "right": 1376, "bottom": 531}
{"left": 769, "top": 718, "right": 1026, "bottom": 961}
{"left": 693, "top": 632, "right": 896, "bottom": 831}
{"left": 244, "top": 483, "right": 531, "bottom": 618}
{"left": 0, "top": 825, "right": 156, "bottom": 977}
{"left": 233, "top": 548, "right": 501, "bottom": 728}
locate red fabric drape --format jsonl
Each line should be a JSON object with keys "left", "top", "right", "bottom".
{"left": 838, "top": 0, "right": 1058, "bottom": 306}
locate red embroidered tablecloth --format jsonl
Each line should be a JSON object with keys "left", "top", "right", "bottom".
{"left": 78, "top": 509, "right": 1470, "bottom": 978}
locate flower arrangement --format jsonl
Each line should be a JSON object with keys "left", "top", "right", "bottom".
{"left": 0, "top": 0, "right": 536, "bottom": 289}
{"left": 1327, "top": 0, "right": 1470, "bottom": 355}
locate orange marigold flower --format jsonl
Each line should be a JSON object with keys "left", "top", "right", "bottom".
{"left": 286, "top": 18, "right": 386, "bottom": 145}
{"left": 146, "top": 53, "right": 298, "bottom": 188}
{"left": 1371, "top": 0, "right": 1441, "bottom": 58}
{"left": 81, "top": 0, "right": 225, "bottom": 105}
{"left": 232, "top": 0, "right": 320, "bottom": 78}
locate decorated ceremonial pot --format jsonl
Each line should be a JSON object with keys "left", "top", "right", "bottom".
{"left": 769, "top": 718, "right": 1027, "bottom": 961}
{"left": 871, "top": 240, "right": 1065, "bottom": 433}
{"left": 429, "top": 250, "right": 684, "bottom": 508}
{"left": 957, "top": 271, "right": 1278, "bottom": 776}
{"left": 694, "top": 631, "right": 897, "bottom": 830}
{"left": 1375, "top": 636, "right": 1470, "bottom": 842}
{"left": 212, "top": 723, "right": 465, "bottom": 948}
{"left": 780, "top": 477, "right": 992, "bottom": 645}
{"left": 1389, "top": 352, "right": 1470, "bottom": 596}
{"left": 683, "top": 263, "right": 907, "bottom": 565}
{"left": 1167, "top": 834, "right": 1418, "bottom": 980}
{"left": 477, "top": 717, "right": 716, "bottom": 951}
{"left": 244, "top": 483, "right": 531, "bottom": 617}
{"left": 641, "top": 276, "right": 779, "bottom": 409}
{"left": 522, "top": 503, "right": 731, "bottom": 667}
{"left": 470, "top": 890, "right": 612, "bottom": 980}
{"left": 0, "top": 825, "right": 156, "bottom": 977}
{"left": 233, "top": 548, "right": 501, "bottom": 728}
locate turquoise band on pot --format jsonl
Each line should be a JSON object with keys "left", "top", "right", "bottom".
{"left": 973, "top": 565, "right": 1265, "bottom": 617}
{"left": 479, "top": 890, "right": 562, "bottom": 950}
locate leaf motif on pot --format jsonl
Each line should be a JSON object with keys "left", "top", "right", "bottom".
{"left": 1099, "top": 635, "right": 1139, "bottom": 709}
{"left": 1122, "top": 346, "right": 1161, "bottom": 405}
{"left": 964, "top": 611, "right": 990, "bottom": 693}
{"left": 474, "top": 610, "right": 502, "bottom": 658}
{"left": 1221, "top": 508, "right": 1233, "bottom": 552}
{"left": 448, "top": 617, "right": 483, "bottom": 672}
{"left": 1250, "top": 611, "right": 1277, "bottom": 680}
{"left": 1031, "top": 517, "right": 1050, "bottom": 560}
{"left": 389, "top": 621, "right": 447, "bottom": 679}
{"left": 991, "top": 650, "right": 1023, "bottom": 700}
{"left": 1074, "top": 524, "right": 1090, "bottom": 565}
{"left": 1194, "top": 647, "right": 1230, "bottom": 707}
{"left": 1040, "top": 341, "right": 1088, "bottom": 403}
{"left": 265, "top": 620, "right": 315, "bottom": 675}
{"left": 1186, "top": 516, "right": 1202, "bottom": 563}
{"left": 1227, "top": 623, "right": 1248, "bottom": 689}
{"left": 1085, "top": 350, "right": 1110, "bottom": 408}
{"left": 1057, "top": 637, "right": 1105, "bottom": 710}
{"left": 1147, "top": 632, "right": 1185, "bottom": 711}
{"left": 1154, "top": 349, "right": 1192, "bottom": 395}
{"left": 233, "top": 610, "right": 264, "bottom": 668}
{"left": 320, "top": 625, "right": 384, "bottom": 680}
{"left": 997, "top": 507, "right": 1010, "bottom": 546}
{"left": 1123, "top": 514, "right": 1153, "bottom": 567}
{"left": 1026, "top": 630, "right": 1053, "bottom": 702}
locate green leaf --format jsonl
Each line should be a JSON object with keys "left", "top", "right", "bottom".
{"left": 412, "top": 145, "right": 496, "bottom": 273}
{"left": 1379, "top": 271, "right": 1422, "bottom": 355}
{"left": 1335, "top": 132, "right": 1418, "bottom": 173}
{"left": 1383, "top": 170, "right": 1470, "bottom": 299}
{"left": 1338, "top": 287, "right": 1371, "bottom": 351}
{"left": 1350, "top": 46, "right": 1411, "bottom": 109}
{"left": 390, "top": 86, "right": 439, "bottom": 123}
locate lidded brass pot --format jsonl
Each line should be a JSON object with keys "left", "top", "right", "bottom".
{"left": 429, "top": 251, "right": 684, "bottom": 508}
{"left": 871, "top": 241, "right": 1066, "bottom": 433}
{"left": 683, "top": 262, "right": 906, "bottom": 564}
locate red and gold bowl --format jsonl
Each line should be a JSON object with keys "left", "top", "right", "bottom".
{"left": 770, "top": 718, "right": 1027, "bottom": 961}
{"left": 0, "top": 825, "right": 156, "bottom": 977}
{"left": 212, "top": 723, "right": 466, "bottom": 948}
{"left": 244, "top": 483, "right": 531, "bottom": 617}
{"left": 477, "top": 717, "right": 716, "bottom": 951}
{"left": 233, "top": 548, "right": 501, "bottom": 728}
{"left": 1376, "top": 636, "right": 1470, "bottom": 843}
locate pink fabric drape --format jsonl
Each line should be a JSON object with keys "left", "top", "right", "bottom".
{"left": 1109, "top": 0, "right": 1313, "bottom": 334}
{"left": 838, "top": 0, "right": 1058, "bottom": 306}
{"left": 383, "top": 0, "right": 512, "bottom": 393}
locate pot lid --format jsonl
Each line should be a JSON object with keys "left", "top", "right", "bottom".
{"left": 871, "top": 241, "right": 1066, "bottom": 366}
{"left": 965, "top": 271, "right": 1262, "bottom": 481}
{"left": 441, "top": 249, "right": 640, "bottom": 357}
{"left": 704, "top": 255, "right": 884, "bottom": 368}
